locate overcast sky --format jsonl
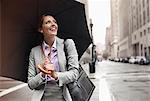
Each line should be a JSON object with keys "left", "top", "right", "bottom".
{"left": 88, "top": 0, "right": 110, "bottom": 45}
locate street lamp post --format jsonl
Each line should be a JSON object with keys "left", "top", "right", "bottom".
{"left": 89, "top": 19, "right": 95, "bottom": 73}
{"left": 90, "top": 19, "right": 94, "bottom": 44}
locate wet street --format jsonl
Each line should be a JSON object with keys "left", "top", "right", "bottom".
{"left": 97, "top": 60, "right": 150, "bottom": 101}
{"left": 0, "top": 60, "right": 150, "bottom": 101}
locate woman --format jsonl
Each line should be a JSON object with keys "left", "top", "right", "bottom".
{"left": 28, "top": 14, "right": 79, "bottom": 101}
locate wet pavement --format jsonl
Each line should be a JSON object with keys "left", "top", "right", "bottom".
{"left": 1, "top": 60, "right": 149, "bottom": 101}
{"left": 82, "top": 62, "right": 111, "bottom": 101}
{"left": 0, "top": 76, "right": 32, "bottom": 101}
{"left": 0, "top": 63, "right": 100, "bottom": 101}
{"left": 100, "top": 60, "right": 150, "bottom": 101}
{"left": 0, "top": 76, "right": 23, "bottom": 92}
{"left": 0, "top": 85, "right": 32, "bottom": 101}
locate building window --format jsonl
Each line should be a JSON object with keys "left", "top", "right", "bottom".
{"left": 144, "top": 30, "right": 146, "bottom": 35}
{"left": 139, "top": 3, "right": 141, "bottom": 12}
{"left": 143, "top": 0, "right": 145, "bottom": 7}
{"left": 140, "top": 14, "right": 142, "bottom": 27}
{"left": 144, "top": 47, "right": 147, "bottom": 57}
{"left": 148, "top": 5, "right": 150, "bottom": 22}
{"left": 140, "top": 32, "right": 142, "bottom": 37}
{"left": 134, "top": 35, "right": 136, "bottom": 40}
{"left": 143, "top": 11, "right": 146, "bottom": 25}
{"left": 141, "top": 44, "right": 143, "bottom": 56}
{"left": 148, "top": 46, "right": 150, "bottom": 59}
{"left": 148, "top": 27, "right": 150, "bottom": 33}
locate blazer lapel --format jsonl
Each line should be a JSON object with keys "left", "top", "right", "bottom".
{"left": 56, "top": 37, "right": 66, "bottom": 72}
{"left": 36, "top": 45, "right": 45, "bottom": 73}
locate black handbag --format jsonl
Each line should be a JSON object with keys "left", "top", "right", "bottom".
{"left": 64, "top": 39, "right": 95, "bottom": 101}
{"left": 67, "top": 64, "right": 95, "bottom": 101}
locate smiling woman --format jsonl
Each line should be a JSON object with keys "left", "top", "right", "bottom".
{"left": 27, "top": 14, "right": 79, "bottom": 101}
{"left": 38, "top": 15, "right": 58, "bottom": 44}
{"left": 0, "top": 0, "right": 91, "bottom": 85}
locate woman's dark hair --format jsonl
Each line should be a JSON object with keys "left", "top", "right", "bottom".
{"left": 37, "top": 14, "right": 56, "bottom": 44}
{"left": 38, "top": 14, "right": 56, "bottom": 31}
{"left": 37, "top": 14, "right": 50, "bottom": 44}
{"left": 38, "top": 14, "right": 47, "bottom": 31}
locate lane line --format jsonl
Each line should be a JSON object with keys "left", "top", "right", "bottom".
{"left": 0, "top": 83, "right": 27, "bottom": 97}
{"left": 99, "top": 78, "right": 115, "bottom": 101}
{"left": 0, "top": 89, "right": 7, "bottom": 91}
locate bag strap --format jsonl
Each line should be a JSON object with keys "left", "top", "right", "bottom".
{"left": 63, "top": 39, "right": 68, "bottom": 68}
{"left": 63, "top": 39, "right": 67, "bottom": 59}
{"left": 64, "top": 39, "right": 82, "bottom": 72}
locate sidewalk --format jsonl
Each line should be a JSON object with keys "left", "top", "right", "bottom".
{"left": 0, "top": 76, "right": 32, "bottom": 101}
{"left": 0, "top": 62, "right": 113, "bottom": 101}
{"left": 81, "top": 62, "right": 113, "bottom": 101}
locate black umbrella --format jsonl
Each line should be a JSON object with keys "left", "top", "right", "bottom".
{"left": 0, "top": 0, "right": 91, "bottom": 82}
{"left": 38, "top": 0, "right": 92, "bottom": 59}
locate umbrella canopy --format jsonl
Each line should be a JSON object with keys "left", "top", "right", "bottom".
{"left": 38, "top": 0, "right": 92, "bottom": 59}
{"left": 0, "top": 0, "right": 91, "bottom": 82}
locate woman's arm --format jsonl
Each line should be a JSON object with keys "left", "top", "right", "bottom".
{"left": 27, "top": 49, "right": 46, "bottom": 90}
{"left": 57, "top": 39, "right": 79, "bottom": 86}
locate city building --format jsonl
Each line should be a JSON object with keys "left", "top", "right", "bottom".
{"left": 109, "top": 0, "right": 150, "bottom": 59}
{"left": 117, "top": 0, "right": 130, "bottom": 58}
{"left": 110, "top": 0, "right": 120, "bottom": 58}
{"left": 105, "top": 26, "right": 112, "bottom": 57}
{"left": 129, "top": 0, "right": 150, "bottom": 58}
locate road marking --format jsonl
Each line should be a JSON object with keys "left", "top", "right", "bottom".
{"left": 104, "top": 75, "right": 150, "bottom": 79}
{"left": 99, "top": 78, "right": 115, "bottom": 101}
{"left": 0, "top": 83, "right": 27, "bottom": 97}
{"left": 0, "top": 89, "right": 7, "bottom": 92}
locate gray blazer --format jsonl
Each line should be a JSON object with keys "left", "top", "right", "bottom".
{"left": 28, "top": 37, "right": 79, "bottom": 101}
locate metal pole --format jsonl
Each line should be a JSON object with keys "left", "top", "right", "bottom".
{"left": 90, "top": 19, "right": 94, "bottom": 61}
{"left": 89, "top": 19, "right": 95, "bottom": 73}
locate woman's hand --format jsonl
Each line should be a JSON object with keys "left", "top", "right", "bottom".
{"left": 38, "top": 57, "right": 54, "bottom": 74}
{"left": 37, "top": 57, "right": 58, "bottom": 79}
{"left": 37, "top": 63, "right": 52, "bottom": 74}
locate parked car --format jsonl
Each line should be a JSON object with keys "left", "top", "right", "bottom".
{"left": 119, "top": 58, "right": 123, "bottom": 62}
{"left": 114, "top": 58, "right": 119, "bottom": 62}
{"left": 134, "top": 56, "right": 149, "bottom": 65}
{"left": 134, "top": 56, "right": 142, "bottom": 64}
{"left": 108, "top": 57, "right": 114, "bottom": 61}
{"left": 139, "top": 58, "right": 150, "bottom": 65}
{"left": 129, "top": 56, "right": 136, "bottom": 64}
{"left": 122, "top": 57, "right": 129, "bottom": 63}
